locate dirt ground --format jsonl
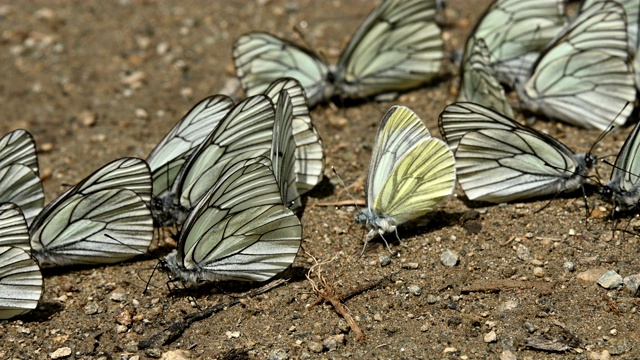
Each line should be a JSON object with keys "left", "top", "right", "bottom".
{"left": 1, "top": 0, "right": 639, "bottom": 359}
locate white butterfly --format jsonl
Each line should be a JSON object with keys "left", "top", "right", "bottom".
{"left": 164, "top": 95, "right": 277, "bottom": 225}
{"left": 599, "top": 119, "right": 640, "bottom": 213}
{"left": 439, "top": 102, "right": 595, "bottom": 203}
{"left": 0, "top": 129, "right": 44, "bottom": 226}
{"left": 515, "top": 0, "right": 636, "bottom": 130}
{"left": 459, "top": 36, "right": 514, "bottom": 118}
{"left": 146, "top": 95, "right": 234, "bottom": 199}
{"left": 29, "top": 157, "right": 153, "bottom": 267}
{"left": 263, "top": 78, "right": 325, "bottom": 195}
{"left": 162, "top": 159, "right": 301, "bottom": 283}
{"left": 470, "top": 0, "right": 567, "bottom": 85}
{"left": 0, "top": 204, "right": 42, "bottom": 319}
{"left": 355, "top": 105, "right": 455, "bottom": 252}
{"left": 233, "top": 0, "right": 443, "bottom": 107}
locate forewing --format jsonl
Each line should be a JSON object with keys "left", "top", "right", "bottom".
{"left": 335, "top": 0, "right": 443, "bottom": 99}
{"left": 177, "top": 161, "right": 301, "bottom": 282}
{"left": 0, "top": 129, "right": 39, "bottom": 176}
{"left": 0, "top": 204, "right": 30, "bottom": 252}
{"left": 147, "top": 95, "right": 234, "bottom": 197}
{"left": 0, "top": 246, "right": 42, "bottom": 320}
{"left": 612, "top": 120, "right": 640, "bottom": 192}
{"left": 264, "top": 78, "right": 324, "bottom": 194}
{"left": 233, "top": 32, "right": 332, "bottom": 107}
{"left": 373, "top": 137, "right": 455, "bottom": 225}
{"left": 0, "top": 165, "right": 44, "bottom": 226}
{"left": 29, "top": 189, "right": 153, "bottom": 267}
{"left": 271, "top": 90, "right": 301, "bottom": 209}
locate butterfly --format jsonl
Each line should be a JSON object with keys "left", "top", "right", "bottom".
{"left": 0, "top": 129, "right": 44, "bottom": 226}
{"left": 0, "top": 204, "right": 42, "bottom": 320}
{"left": 469, "top": 0, "right": 567, "bottom": 86}
{"left": 439, "top": 102, "right": 595, "bottom": 203}
{"left": 459, "top": 36, "right": 514, "bottom": 118}
{"left": 599, "top": 120, "right": 640, "bottom": 214}
{"left": 162, "top": 95, "right": 278, "bottom": 225}
{"left": 29, "top": 157, "right": 154, "bottom": 267}
{"left": 515, "top": 0, "right": 636, "bottom": 130}
{"left": 262, "top": 78, "right": 325, "bottom": 195}
{"left": 161, "top": 158, "right": 301, "bottom": 283}
{"left": 233, "top": 0, "right": 443, "bottom": 107}
{"left": 355, "top": 105, "right": 455, "bottom": 253}
{"left": 146, "top": 95, "right": 234, "bottom": 199}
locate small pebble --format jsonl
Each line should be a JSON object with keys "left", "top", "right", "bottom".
{"left": 483, "top": 330, "right": 497, "bottom": 343}
{"left": 623, "top": 274, "right": 640, "bottom": 292}
{"left": 373, "top": 313, "right": 383, "bottom": 321}
{"left": 577, "top": 268, "right": 608, "bottom": 282}
{"left": 135, "top": 108, "right": 148, "bottom": 119}
{"left": 49, "top": 347, "right": 72, "bottom": 359}
{"left": 443, "top": 347, "right": 458, "bottom": 354}
{"left": 83, "top": 303, "right": 99, "bottom": 315}
{"left": 116, "top": 309, "right": 132, "bottom": 326}
{"left": 268, "top": 349, "right": 290, "bottom": 360}
{"left": 440, "top": 249, "right": 459, "bottom": 267}
{"left": 426, "top": 294, "right": 439, "bottom": 304}
{"left": 159, "top": 350, "right": 191, "bottom": 360}
{"left": 401, "top": 262, "right": 419, "bottom": 269}
{"left": 500, "top": 349, "right": 517, "bottom": 360}
{"left": 516, "top": 244, "right": 531, "bottom": 261}
{"left": 379, "top": 254, "right": 391, "bottom": 267}
{"left": 308, "top": 341, "right": 323, "bottom": 353}
{"left": 40, "top": 142, "right": 54, "bottom": 152}
{"left": 337, "top": 320, "right": 350, "bottom": 334}
{"left": 408, "top": 285, "right": 422, "bottom": 296}
{"left": 523, "top": 322, "right": 537, "bottom": 333}
{"left": 116, "top": 324, "right": 128, "bottom": 334}
{"left": 533, "top": 267, "right": 545, "bottom": 278}
{"left": 563, "top": 261, "right": 575, "bottom": 272}
{"left": 144, "top": 348, "right": 162, "bottom": 358}
{"left": 598, "top": 270, "right": 623, "bottom": 289}
{"left": 110, "top": 292, "right": 127, "bottom": 302}
{"left": 322, "top": 334, "right": 344, "bottom": 351}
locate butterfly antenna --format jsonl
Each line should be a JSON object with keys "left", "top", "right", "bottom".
{"left": 331, "top": 166, "right": 362, "bottom": 213}
{"left": 143, "top": 261, "right": 162, "bottom": 295}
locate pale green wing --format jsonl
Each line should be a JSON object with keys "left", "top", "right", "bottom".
{"left": 459, "top": 37, "right": 514, "bottom": 118}
{"left": 470, "top": 0, "right": 566, "bottom": 85}
{"left": 264, "top": 78, "right": 324, "bottom": 195}
{"left": 600, "top": 120, "right": 640, "bottom": 211}
{"left": 517, "top": 1, "right": 635, "bottom": 130}
{"left": 233, "top": 32, "right": 333, "bottom": 107}
{"left": 271, "top": 90, "right": 301, "bottom": 210}
{"left": 580, "top": 0, "right": 638, "bottom": 52}
{"left": 0, "top": 204, "right": 30, "bottom": 252}
{"left": 29, "top": 189, "right": 153, "bottom": 267}
{"left": 0, "top": 246, "right": 42, "bottom": 320}
{"left": 0, "top": 165, "right": 44, "bottom": 226}
{"left": 147, "top": 95, "right": 233, "bottom": 197}
{"left": 171, "top": 160, "right": 301, "bottom": 283}
{"left": 0, "top": 129, "right": 39, "bottom": 176}
{"left": 335, "top": 0, "right": 443, "bottom": 99}
{"left": 173, "top": 95, "right": 275, "bottom": 215}
{"left": 366, "top": 105, "right": 432, "bottom": 206}
{"left": 373, "top": 137, "right": 455, "bottom": 225}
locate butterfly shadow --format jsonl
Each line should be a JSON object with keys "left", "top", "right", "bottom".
{"left": 11, "top": 301, "right": 65, "bottom": 323}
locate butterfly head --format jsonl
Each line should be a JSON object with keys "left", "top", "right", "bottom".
{"left": 354, "top": 209, "right": 396, "bottom": 237}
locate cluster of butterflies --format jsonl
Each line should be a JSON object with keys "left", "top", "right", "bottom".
{"left": 3, "top": 0, "right": 640, "bottom": 322}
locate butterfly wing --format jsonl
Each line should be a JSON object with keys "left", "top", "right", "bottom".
{"left": 173, "top": 95, "right": 276, "bottom": 217}
{"left": 0, "top": 129, "right": 39, "bottom": 176}
{"left": 459, "top": 37, "right": 514, "bottom": 118}
{"left": 147, "top": 95, "right": 234, "bottom": 198}
{"left": 270, "top": 90, "right": 301, "bottom": 209}
{"left": 233, "top": 32, "right": 333, "bottom": 107}
{"left": 517, "top": 1, "right": 635, "bottom": 130}
{"left": 601, "top": 119, "right": 640, "bottom": 210}
{"left": 0, "top": 246, "right": 42, "bottom": 320}
{"left": 264, "top": 78, "right": 324, "bottom": 195}
{"left": 470, "top": 0, "right": 566, "bottom": 85}
{"left": 0, "top": 165, "right": 44, "bottom": 226}
{"left": 29, "top": 188, "right": 153, "bottom": 267}
{"left": 334, "top": 0, "right": 443, "bottom": 99}
{"left": 455, "top": 127, "right": 588, "bottom": 203}
{"left": 169, "top": 160, "right": 301, "bottom": 283}
{"left": 0, "top": 203, "right": 30, "bottom": 252}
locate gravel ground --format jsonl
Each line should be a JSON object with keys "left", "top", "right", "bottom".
{"left": 1, "top": 1, "right": 639, "bottom": 359}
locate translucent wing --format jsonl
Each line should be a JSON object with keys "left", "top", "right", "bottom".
{"left": 29, "top": 188, "right": 153, "bottom": 267}
{"left": 470, "top": 0, "right": 566, "bottom": 85}
{"left": 580, "top": 0, "right": 639, "bottom": 51}
{"left": 270, "top": 90, "right": 301, "bottom": 210}
{"left": 600, "top": 120, "right": 640, "bottom": 211}
{"left": 439, "top": 102, "right": 559, "bottom": 150}
{"left": 147, "top": 95, "right": 234, "bottom": 198}
{"left": 0, "top": 203, "right": 30, "bottom": 251}
{"left": 263, "top": 78, "right": 324, "bottom": 194}
{"left": 164, "top": 160, "right": 301, "bottom": 283}
{"left": 455, "top": 125, "right": 592, "bottom": 203}
{"left": 0, "top": 129, "right": 39, "bottom": 176}
{"left": 0, "top": 165, "right": 44, "bottom": 226}
{"left": 458, "top": 37, "right": 514, "bottom": 118}
{"left": 172, "top": 95, "right": 276, "bottom": 221}
{"left": 0, "top": 246, "right": 42, "bottom": 320}
{"left": 334, "top": 0, "right": 443, "bottom": 99}
{"left": 233, "top": 32, "right": 333, "bottom": 107}
{"left": 516, "top": 1, "right": 636, "bottom": 130}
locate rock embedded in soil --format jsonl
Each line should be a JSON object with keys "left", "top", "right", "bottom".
{"left": 308, "top": 341, "right": 323, "bottom": 353}
{"left": 577, "top": 268, "right": 608, "bottom": 282}
{"left": 379, "top": 254, "right": 391, "bottom": 267}
{"left": 268, "top": 349, "right": 290, "bottom": 360}
{"left": 440, "top": 249, "right": 459, "bottom": 267}
{"left": 49, "top": 347, "right": 72, "bottom": 359}
{"left": 516, "top": 244, "right": 531, "bottom": 261}
{"left": 597, "top": 270, "right": 623, "bottom": 289}
{"left": 623, "top": 274, "right": 640, "bottom": 292}
{"left": 483, "top": 330, "right": 497, "bottom": 343}
{"left": 408, "top": 285, "right": 422, "bottom": 296}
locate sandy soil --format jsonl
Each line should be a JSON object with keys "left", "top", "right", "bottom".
{"left": 1, "top": 1, "right": 639, "bottom": 359}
